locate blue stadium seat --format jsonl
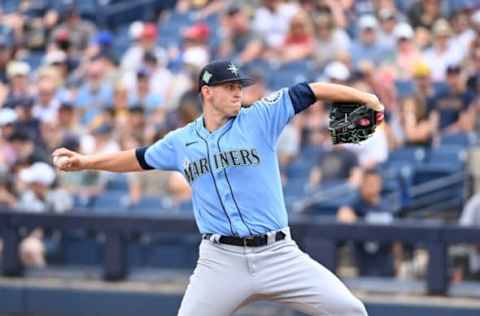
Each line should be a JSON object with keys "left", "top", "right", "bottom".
{"left": 92, "top": 190, "right": 129, "bottom": 214}
{"left": 267, "top": 59, "right": 315, "bottom": 91}
{"left": 439, "top": 132, "right": 476, "bottom": 148}
{"left": 106, "top": 174, "right": 129, "bottom": 192}
{"left": 128, "top": 196, "right": 164, "bottom": 215}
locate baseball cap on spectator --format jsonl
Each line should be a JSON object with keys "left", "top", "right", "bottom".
{"left": 137, "top": 67, "right": 151, "bottom": 78}
{"left": 379, "top": 9, "right": 396, "bottom": 21}
{"left": 471, "top": 10, "right": 480, "bottom": 25}
{"left": 129, "top": 21, "right": 144, "bottom": 40}
{"left": 183, "top": 23, "right": 210, "bottom": 42}
{"left": 13, "top": 97, "right": 34, "bottom": 109}
{"left": 94, "top": 31, "right": 113, "bottom": 47}
{"left": 184, "top": 46, "right": 210, "bottom": 69}
{"left": 412, "top": 61, "right": 431, "bottom": 77}
{"left": 44, "top": 50, "right": 67, "bottom": 65}
{"left": 226, "top": 3, "right": 241, "bottom": 16}
{"left": 358, "top": 15, "right": 378, "bottom": 31}
{"left": 393, "top": 23, "right": 414, "bottom": 40}
{"left": 324, "top": 61, "right": 350, "bottom": 81}
{"left": 142, "top": 23, "right": 157, "bottom": 40}
{"left": 0, "top": 108, "right": 18, "bottom": 126}
{"left": 432, "top": 19, "right": 452, "bottom": 37}
{"left": 446, "top": 63, "right": 462, "bottom": 74}
{"left": 7, "top": 61, "right": 30, "bottom": 78}
{"left": 19, "top": 162, "right": 56, "bottom": 187}
{"left": 92, "top": 123, "right": 113, "bottom": 135}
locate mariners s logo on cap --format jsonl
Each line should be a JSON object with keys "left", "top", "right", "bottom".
{"left": 227, "top": 63, "right": 239, "bottom": 77}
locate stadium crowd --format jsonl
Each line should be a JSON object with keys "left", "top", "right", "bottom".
{"left": 1, "top": 0, "right": 480, "bottom": 281}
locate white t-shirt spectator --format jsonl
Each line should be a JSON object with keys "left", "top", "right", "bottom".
{"left": 252, "top": 2, "right": 299, "bottom": 48}
{"left": 422, "top": 44, "right": 464, "bottom": 82}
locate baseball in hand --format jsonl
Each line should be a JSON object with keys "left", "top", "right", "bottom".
{"left": 53, "top": 155, "right": 69, "bottom": 168}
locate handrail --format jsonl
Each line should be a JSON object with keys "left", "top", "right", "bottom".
{"left": 1, "top": 210, "right": 479, "bottom": 295}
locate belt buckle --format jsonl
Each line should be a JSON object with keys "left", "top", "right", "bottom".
{"left": 243, "top": 236, "right": 255, "bottom": 247}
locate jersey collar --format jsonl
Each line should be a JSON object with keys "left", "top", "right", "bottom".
{"left": 195, "top": 114, "right": 235, "bottom": 139}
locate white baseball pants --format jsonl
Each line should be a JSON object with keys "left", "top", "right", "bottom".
{"left": 178, "top": 228, "right": 367, "bottom": 316}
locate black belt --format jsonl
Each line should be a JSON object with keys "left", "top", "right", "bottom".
{"left": 203, "top": 231, "right": 286, "bottom": 247}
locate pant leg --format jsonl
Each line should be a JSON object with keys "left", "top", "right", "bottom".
{"left": 178, "top": 240, "right": 254, "bottom": 316}
{"left": 256, "top": 240, "right": 367, "bottom": 316}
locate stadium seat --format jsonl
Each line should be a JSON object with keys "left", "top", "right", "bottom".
{"left": 439, "top": 132, "right": 476, "bottom": 148}
{"left": 128, "top": 196, "right": 164, "bottom": 215}
{"left": 92, "top": 190, "right": 129, "bottom": 214}
{"left": 267, "top": 59, "right": 316, "bottom": 91}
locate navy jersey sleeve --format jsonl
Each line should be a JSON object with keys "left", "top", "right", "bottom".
{"left": 288, "top": 82, "right": 316, "bottom": 114}
{"left": 135, "top": 130, "right": 179, "bottom": 171}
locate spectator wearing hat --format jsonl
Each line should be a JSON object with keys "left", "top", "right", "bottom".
{"left": 32, "top": 74, "right": 61, "bottom": 124}
{"left": 391, "top": 22, "right": 422, "bottom": 80}
{"left": 11, "top": 97, "right": 44, "bottom": 144}
{"left": 128, "top": 68, "right": 165, "bottom": 116}
{"left": 121, "top": 22, "right": 167, "bottom": 74}
{"left": 429, "top": 64, "right": 476, "bottom": 132}
{"left": 75, "top": 58, "right": 114, "bottom": 126}
{"left": 313, "top": 9, "right": 351, "bottom": 69}
{"left": 407, "top": 0, "right": 443, "bottom": 30}
{"left": 422, "top": 19, "right": 463, "bottom": 82}
{"left": 350, "top": 15, "right": 392, "bottom": 70}
{"left": 377, "top": 9, "right": 400, "bottom": 51}
{"left": 50, "top": 5, "right": 96, "bottom": 53}
{"left": 181, "top": 22, "right": 211, "bottom": 70}
{"left": 218, "top": 5, "right": 264, "bottom": 65}
{"left": 8, "top": 129, "right": 49, "bottom": 165}
{"left": 323, "top": 61, "right": 351, "bottom": 83}
{"left": 2, "top": 61, "right": 34, "bottom": 108}
{"left": 15, "top": 162, "right": 72, "bottom": 268}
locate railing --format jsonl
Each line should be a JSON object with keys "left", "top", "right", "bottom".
{"left": 1, "top": 210, "right": 480, "bottom": 295}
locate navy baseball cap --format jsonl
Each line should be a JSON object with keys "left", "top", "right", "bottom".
{"left": 198, "top": 60, "right": 255, "bottom": 92}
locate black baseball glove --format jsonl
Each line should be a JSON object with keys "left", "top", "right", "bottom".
{"left": 328, "top": 102, "right": 380, "bottom": 144}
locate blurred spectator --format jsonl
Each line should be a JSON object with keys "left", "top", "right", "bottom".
{"left": 129, "top": 68, "right": 165, "bottom": 114}
{"left": 422, "top": 19, "right": 463, "bottom": 82}
{"left": 407, "top": 0, "right": 443, "bottom": 30}
{"left": 75, "top": 58, "right": 113, "bottom": 126}
{"left": 50, "top": 6, "right": 96, "bottom": 54}
{"left": 121, "top": 22, "right": 167, "bottom": 73}
{"left": 377, "top": 9, "right": 399, "bottom": 51}
{"left": 467, "top": 45, "right": 480, "bottom": 94}
{"left": 0, "top": 108, "right": 18, "bottom": 168}
{"left": 0, "top": 167, "right": 16, "bottom": 208}
{"left": 8, "top": 129, "right": 49, "bottom": 165}
{"left": 323, "top": 61, "right": 350, "bottom": 83}
{"left": 11, "top": 97, "right": 44, "bottom": 144}
{"left": 391, "top": 22, "right": 422, "bottom": 80}
{"left": 3, "top": 61, "right": 33, "bottom": 107}
{"left": 399, "top": 96, "right": 439, "bottom": 147}
{"left": 337, "top": 169, "right": 402, "bottom": 277}
{"left": 309, "top": 144, "right": 362, "bottom": 190}
{"left": 276, "top": 10, "right": 314, "bottom": 63}
{"left": 252, "top": 0, "right": 299, "bottom": 49}
{"left": 32, "top": 73, "right": 61, "bottom": 123}
{"left": 312, "top": 9, "right": 351, "bottom": 68}
{"left": 15, "top": 162, "right": 72, "bottom": 268}
{"left": 0, "top": 36, "right": 13, "bottom": 84}
{"left": 219, "top": 4, "right": 264, "bottom": 64}
{"left": 181, "top": 22, "right": 211, "bottom": 70}
{"left": 429, "top": 64, "right": 476, "bottom": 132}
{"left": 350, "top": 15, "right": 392, "bottom": 70}
{"left": 450, "top": 9, "right": 476, "bottom": 57}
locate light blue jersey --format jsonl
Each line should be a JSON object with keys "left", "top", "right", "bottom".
{"left": 136, "top": 83, "right": 316, "bottom": 237}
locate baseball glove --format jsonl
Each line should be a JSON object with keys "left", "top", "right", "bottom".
{"left": 328, "top": 102, "right": 379, "bottom": 144}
